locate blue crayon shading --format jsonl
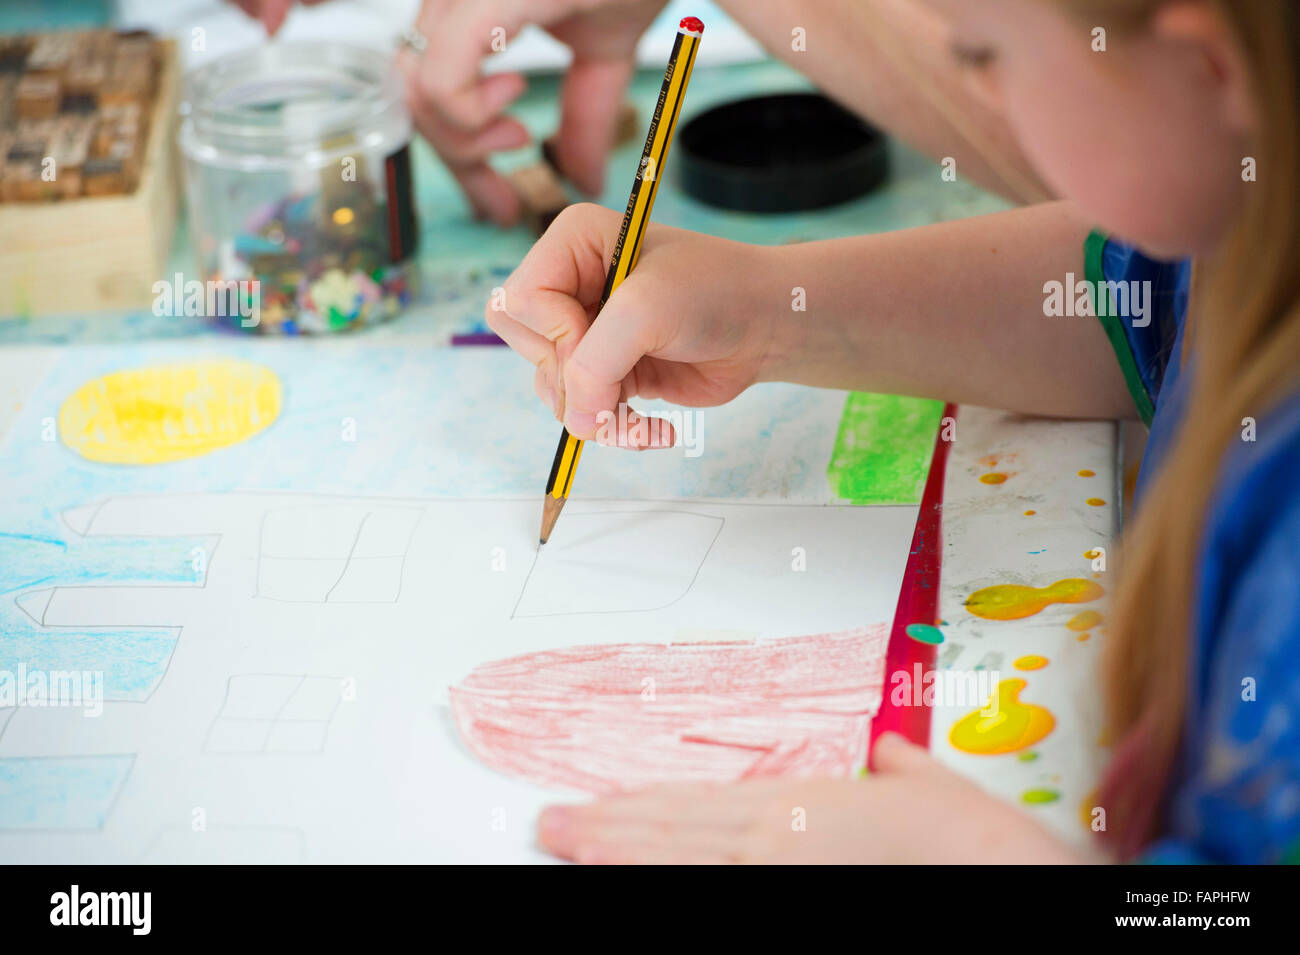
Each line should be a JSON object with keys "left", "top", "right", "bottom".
{"left": 1, "top": 622, "right": 179, "bottom": 701}
{"left": 0, "top": 755, "right": 135, "bottom": 829}
{"left": 1, "top": 531, "right": 206, "bottom": 701}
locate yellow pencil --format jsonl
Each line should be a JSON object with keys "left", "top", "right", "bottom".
{"left": 538, "top": 15, "right": 704, "bottom": 545}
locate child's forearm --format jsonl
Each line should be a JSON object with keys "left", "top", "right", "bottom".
{"left": 758, "top": 200, "right": 1138, "bottom": 420}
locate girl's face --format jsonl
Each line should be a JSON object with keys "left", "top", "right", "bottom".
{"left": 931, "top": 0, "right": 1256, "bottom": 258}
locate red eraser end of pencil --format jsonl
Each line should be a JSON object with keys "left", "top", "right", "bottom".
{"left": 679, "top": 16, "right": 705, "bottom": 35}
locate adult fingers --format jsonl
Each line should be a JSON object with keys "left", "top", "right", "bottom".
{"left": 407, "top": 2, "right": 529, "bottom": 131}
{"left": 413, "top": 108, "right": 531, "bottom": 167}
{"left": 260, "top": 0, "right": 294, "bottom": 34}
{"left": 552, "top": 55, "right": 637, "bottom": 195}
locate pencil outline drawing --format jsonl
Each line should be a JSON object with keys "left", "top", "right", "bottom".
{"left": 254, "top": 504, "right": 423, "bottom": 604}
{"left": 2, "top": 509, "right": 220, "bottom": 704}
{"left": 203, "top": 672, "right": 345, "bottom": 755}
{"left": 510, "top": 508, "right": 724, "bottom": 618}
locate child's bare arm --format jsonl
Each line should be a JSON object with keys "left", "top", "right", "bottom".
{"left": 763, "top": 200, "right": 1138, "bottom": 420}
{"left": 491, "top": 200, "right": 1136, "bottom": 447}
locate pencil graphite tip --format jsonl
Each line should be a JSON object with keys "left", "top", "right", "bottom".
{"left": 539, "top": 494, "right": 565, "bottom": 546}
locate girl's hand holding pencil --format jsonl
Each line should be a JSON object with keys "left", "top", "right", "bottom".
{"left": 488, "top": 203, "right": 783, "bottom": 449}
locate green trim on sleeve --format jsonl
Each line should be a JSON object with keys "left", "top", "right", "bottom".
{"left": 1085, "top": 230, "right": 1156, "bottom": 426}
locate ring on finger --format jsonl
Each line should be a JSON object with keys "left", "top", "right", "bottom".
{"left": 397, "top": 26, "right": 429, "bottom": 55}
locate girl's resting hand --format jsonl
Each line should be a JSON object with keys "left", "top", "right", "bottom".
{"left": 537, "top": 733, "right": 1091, "bottom": 864}
{"left": 488, "top": 203, "right": 783, "bottom": 449}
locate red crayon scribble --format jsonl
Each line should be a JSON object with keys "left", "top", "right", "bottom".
{"left": 449, "top": 626, "right": 888, "bottom": 794}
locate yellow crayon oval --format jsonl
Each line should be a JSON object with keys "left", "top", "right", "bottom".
{"left": 59, "top": 359, "right": 281, "bottom": 465}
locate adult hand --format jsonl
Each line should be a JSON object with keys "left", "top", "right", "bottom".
{"left": 229, "top": 0, "right": 329, "bottom": 36}
{"left": 398, "top": 0, "right": 667, "bottom": 225}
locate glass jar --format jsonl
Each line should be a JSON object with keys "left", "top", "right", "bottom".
{"left": 179, "top": 42, "right": 417, "bottom": 334}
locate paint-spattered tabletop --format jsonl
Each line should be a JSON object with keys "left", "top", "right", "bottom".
{"left": 930, "top": 408, "right": 1118, "bottom": 850}
{"left": 0, "top": 48, "right": 1116, "bottom": 851}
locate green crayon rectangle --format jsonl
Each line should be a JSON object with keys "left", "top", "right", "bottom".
{"left": 827, "top": 392, "right": 944, "bottom": 505}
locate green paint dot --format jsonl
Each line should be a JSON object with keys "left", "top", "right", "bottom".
{"left": 1021, "top": 788, "right": 1060, "bottom": 805}
{"left": 1018, "top": 751, "right": 1040, "bottom": 763}
{"left": 905, "top": 623, "right": 944, "bottom": 645}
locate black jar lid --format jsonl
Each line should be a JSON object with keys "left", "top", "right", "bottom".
{"left": 675, "top": 92, "right": 889, "bottom": 213}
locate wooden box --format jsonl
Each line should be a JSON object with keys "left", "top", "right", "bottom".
{"left": 0, "top": 36, "right": 180, "bottom": 317}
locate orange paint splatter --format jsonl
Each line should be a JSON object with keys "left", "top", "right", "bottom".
{"left": 1013, "top": 655, "right": 1049, "bottom": 671}
{"left": 964, "top": 578, "right": 1104, "bottom": 621}
{"left": 979, "top": 472, "right": 1008, "bottom": 485}
{"left": 1086, "top": 497, "right": 1106, "bottom": 507}
{"left": 948, "top": 679, "right": 1055, "bottom": 755}
{"left": 1081, "top": 790, "right": 1100, "bottom": 829}
{"left": 1023, "top": 510, "right": 1036, "bottom": 516}
{"left": 1067, "top": 610, "right": 1103, "bottom": 631}
{"left": 1076, "top": 632, "right": 1091, "bottom": 642}
{"left": 1084, "top": 548, "right": 1102, "bottom": 559}
{"left": 1077, "top": 469, "right": 1095, "bottom": 477}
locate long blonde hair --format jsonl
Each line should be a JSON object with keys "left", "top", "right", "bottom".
{"left": 1064, "top": 0, "right": 1300, "bottom": 856}
{"left": 855, "top": 0, "right": 1300, "bottom": 854}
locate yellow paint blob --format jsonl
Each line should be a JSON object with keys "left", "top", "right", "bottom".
{"left": 964, "top": 578, "right": 1104, "bottom": 621}
{"left": 1067, "top": 610, "right": 1103, "bottom": 631}
{"left": 1077, "top": 469, "right": 1095, "bottom": 477}
{"left": 949, "top": 678, "right": 1055, "bottom": 755}
{"left": 979, "top": 472, "right": 1008, "bottom": 485}
{"left": 59, "top": 359, "right": 281, "bottom": 465}
{"left": 332, "top": 206, "right": 355, "bottom": 225}
{"left": 1013, "top": 654, "right": 1049, "bottom": 671}
{"left": 1084, "top": 548, "right": 1101, "bottom": 559}
{"left": 1077, "top": 632, "right": 1091, "bottom": 642}
{"left": 1086, "top": 497, "right": 1106, "bottom": 507}
{"left": 1023, "top": 509, "right": 1036, "bottom": 516}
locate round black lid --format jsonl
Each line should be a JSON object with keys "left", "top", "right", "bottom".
{"left": 675, "top": 92, "right": 889, "bottom": 213}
